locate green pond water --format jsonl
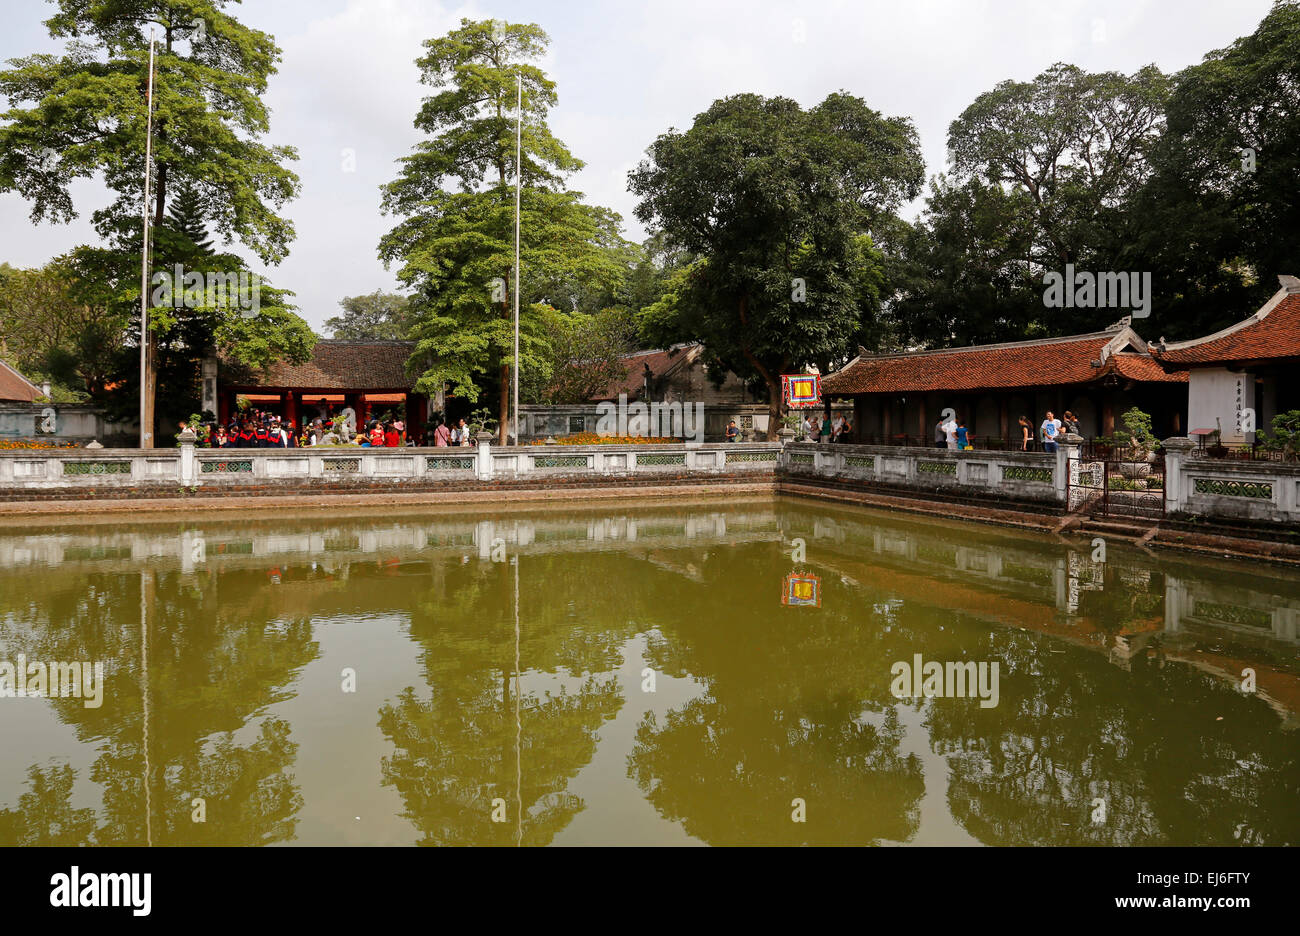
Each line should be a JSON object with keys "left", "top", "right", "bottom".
{"left": 0, "top": 496, "right": 1297, "bottom": 846}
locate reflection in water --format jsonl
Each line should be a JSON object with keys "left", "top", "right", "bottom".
{"left": 0, "top": 501, "right": 1296, "bottom": 845}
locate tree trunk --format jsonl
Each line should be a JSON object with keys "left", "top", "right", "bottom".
{"left": 766, "top": 376, "right": 783, "bottom": 441}
{"left": 499, "top": 362, "right": 510, "bottom": 445}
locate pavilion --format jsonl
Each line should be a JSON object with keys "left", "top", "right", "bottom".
{"left": 821, "top": 318, "right": 1188, "bottom": 445}
{"left": 1149, "top": 275, "right": 1300, "bottom": 445}
{"left": 215, "top": 340, "right": 429, "bottom": 442}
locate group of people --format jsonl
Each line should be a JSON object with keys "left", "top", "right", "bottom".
{"left": 429, "top": 417, "right": 473, "bottom": 446}
{"left": 800, "top": 412, "right": 855, "bottom": 443}
{"left": 196, "top": 409, "right": 410, "bottom": 448}
{"left": 930, "top": 409, "right": 1080, "bottom": 452}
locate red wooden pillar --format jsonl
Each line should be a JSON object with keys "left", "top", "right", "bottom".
{"left": 284, "top": 390, "right": 298, "bottom": 432}
{"left": 218, "top": 390, "right": 231, "bottom": 427}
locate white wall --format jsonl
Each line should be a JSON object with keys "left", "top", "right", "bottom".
{"left": 1187, "top": 368, "right": 1254, "bottom": 444}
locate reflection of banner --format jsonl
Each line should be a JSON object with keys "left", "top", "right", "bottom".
{"left": 782, "top": 374, "right": 821, "bottom": 409}
{"left": 781, "top": 572, "right": 821, "bottom": 607}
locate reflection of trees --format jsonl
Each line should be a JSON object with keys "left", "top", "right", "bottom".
{"left": 0, "top": 764, "right": 96, "bottom": 845}
{"left": 378, "top": 553, "right": 636, "bottom": 845}
{"left": 627, "top": 546, "right": 925, "bottom": 845}
{"left": 928, "top": 632, "right": 1300, "bottom": 846}
{"left": 0, "top": 566, "right": 315, "bottom": 845}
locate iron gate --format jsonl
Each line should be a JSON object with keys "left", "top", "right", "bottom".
{"left": 1068, "top": 457, "right": 1165, "bottom": 519}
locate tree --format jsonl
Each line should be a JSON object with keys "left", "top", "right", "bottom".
{"left": 325, "top": 291, "right": 414, "bottom": 340}
{"left": 0, "top": 0, "right": 307, "bottom": 440}
{"left": 899, "top": 64, "right": 1171, "bottom": 343}
{"left": 527, "top": 306, "right": 635, "bottom": 405}
{"left": 380, "top": 18, "right": 625, "bottom": 442}
{"left": 1128, "top": 0, "right": 1300, "bottom": 339}
{"left": 629, "top": 92, "right": 920, "bottom": 437}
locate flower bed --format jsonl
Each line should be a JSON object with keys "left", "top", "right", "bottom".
{"left": 0, "top": 439, "right": 78, "bottom": 450}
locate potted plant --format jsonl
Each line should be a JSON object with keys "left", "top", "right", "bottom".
{"left": 1118, "top": 407, "right": 1156, "bottom": 478}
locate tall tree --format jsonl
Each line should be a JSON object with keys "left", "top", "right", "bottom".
{"left": 629, "top": 92, "right": 919, "bottom": 437}
{"left": 1128, "top": 0, "right": 1300, "bottom": 339}
{"left": 380, "top": 18, "right": 622, "bottom": 442}
{"left": 325, "top": 291, "right": 413, "bottom": 341}
{"left": 0, "top": 0, "right": 308, "bottom": 440}
{"left": 898, "top": 63, "right": 1171, "bottom": 343}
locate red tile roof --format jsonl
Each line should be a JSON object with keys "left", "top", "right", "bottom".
{"left": 593, "top": 345, "right": 696, "bottom": 401}
{"left": 822, "top": 328, "right": 1177, "bottom": 395}
{"left": 1152, "top": 286, "right": 1300, "bottom": 366}
{"left": 223, "top": 340, "right": 417, "bottom": 391}
{"left": 0, "top": 359, "right": 41, "bottom": 402}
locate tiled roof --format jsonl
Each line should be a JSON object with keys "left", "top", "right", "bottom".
{"left": 822, "top": 328, "right": 1174, "bottom": 394}
{"left": 1152, "top": 284, "right": 1300, "bottom": 365}
{"left": 0, "top": 359, "right": 41, "bottom": 402}
{"left": 1110, "top": 352, "right": 1187, "bottom": 383}
{"left": 593, "top": 345, "right": 697, "bottom": 401}
{"left": 224, "top": 340, "right": 417, "bottom": 391}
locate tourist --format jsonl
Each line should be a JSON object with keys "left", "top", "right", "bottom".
{"left": 820, "top": 413, "right": 832, "bottom": 442}
{"left": 955, "top": 418, "right": 970, "bottom": 450}
{"left": 214, "top": 426, "right": 230, "bottom": 448}
{"left": 449, "top": 419, "right": 464, "bottom": 446}
{"left": 1017, "top": 416, "right": 1032, "bottom": 451}
{"left": 725, "top": 419, "right": 740, "bottom": 443}
{"left": 369, "top": 422, "right": 385, "bottom": 447}
{"left": 393, "top": 420, "right": 406, "bottom": 445}
{"left": 1062, "top": 410, "right": 1079, "bottom": 437}
{"left": 801, "top": 413, "right": 816, "bottom": 441}
{"left": 840, "top": 415, "right": 854, "bottom": 444}
{"left": 457, "top": 418, "right": 470, "bottom": 446}
{"left": 1041, "top": 411, "right": 1059, "bottom": 453}
{"left": 943, "top": 413, "right": 959, "bottom": 451}
{"left": 934, "top": 418, "right": 947, "bottom": 448}
{"left": 384, "top": 422, "right": 400, "bottom": 448}
{"left": 831, "top": 412, "right": 844, "bottom": 442}
{"left": 434, "top": 419, "right": 452, "bottom": 447}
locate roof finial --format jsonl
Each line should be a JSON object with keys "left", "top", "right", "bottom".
{"left": 1279, "top": 274, "right": 1300, "bottom": 294}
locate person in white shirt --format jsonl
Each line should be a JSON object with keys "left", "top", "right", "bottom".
{"left": 942, "top": 415, "right": 959, "bottom": 451}
{"left": 831, "top": 413, "right": 844, "bottom": 442}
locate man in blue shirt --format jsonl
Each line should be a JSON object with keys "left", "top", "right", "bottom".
{"left": 1041, "top": 412, "right": 1059, "bottom": 453}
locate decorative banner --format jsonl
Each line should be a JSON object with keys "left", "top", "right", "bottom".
{"left": 781, "top": 572, "right": 821, "bottom": 607}
{"left": 782, "top": 374, "right": 821, "bottom": 409}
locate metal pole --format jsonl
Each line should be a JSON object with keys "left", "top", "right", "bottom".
{"left": 512, "top": 72, "right": 521, "bottom": 446}
{"left": 138, "top": 30, "right": 156, "bottom": 448}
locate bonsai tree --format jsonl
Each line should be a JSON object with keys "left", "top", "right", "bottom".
{"left": 1259, "top": 410, "right": 1300, "bottom": 462}
{"left": 1119, "top": 407, "right": 1157, "bottom": 461}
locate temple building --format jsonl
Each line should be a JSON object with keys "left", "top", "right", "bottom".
{"left": 214, "top": 340, "right": 429, "bottom": 441}
{"left": 1150, "top": 275, "right": 1300, "bottom": 445}
{"left": 822, "top": 319, "right": 1189, "bottom": 445}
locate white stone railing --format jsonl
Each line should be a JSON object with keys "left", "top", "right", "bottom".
{"left": 1161, "top": 437, "right": 1300, "bottom": 523}
{"left": 779, "top": 441, "right": 1067, "bottom": 503}
{"left": 0, "top": 437, "right": 781, "bottom": 490}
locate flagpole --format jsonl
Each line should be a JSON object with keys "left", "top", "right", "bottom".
{"left": 138, "top": 29, "right": 156, "bottom": 448}
{"left": 512, "top": 72, "right": 521, "bottom": 446}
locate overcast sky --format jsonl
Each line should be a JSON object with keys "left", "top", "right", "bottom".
{"left": 0, "top": 0, "right": 1277, "bottom": 333}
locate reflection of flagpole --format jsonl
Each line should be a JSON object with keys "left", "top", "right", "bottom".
{"left": 141, "top": 569, "right": 152, "bottom": 846}
{"left": 138, "top": 29, "right": 156, "bottom": 449}
{"left": 513, "top": 553, "right": 521, "bottom": 847}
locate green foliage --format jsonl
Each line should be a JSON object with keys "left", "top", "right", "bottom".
{"left": 325, "top": 291, "right": 414, "bottom": 341}
{"left": 1119, "top": 407, "right": 1157, "bottom": 459}
{"left": 1259, "top": 410, "right": 1300, "bottom": 462}
{"left": 380, "top": 18, "right": 630, "bottom": 437}
{"left": 527, "top": 307, "right": 635, "bottom": 405}
{"left": 629, "top": 92, "right": 920, "bottom": 436}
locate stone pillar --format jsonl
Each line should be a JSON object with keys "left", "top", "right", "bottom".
{"left": 1161, "top": 436, "right": 1195, "bottom": 515}
{"left": 178, "top": 427, "right": 197, "bottom": 484}
{"left": 200, "top": 357, "right": 218, "bottom": 419}
{"left": 1056, "top": 432, "right": 1083, "bottom": 504}
{"left": 475, "top": 430, "right": 494, "bottom": 481}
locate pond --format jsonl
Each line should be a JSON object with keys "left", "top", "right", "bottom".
{"left": 0, "top": 497, "right": 1297, "bottom": 846}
